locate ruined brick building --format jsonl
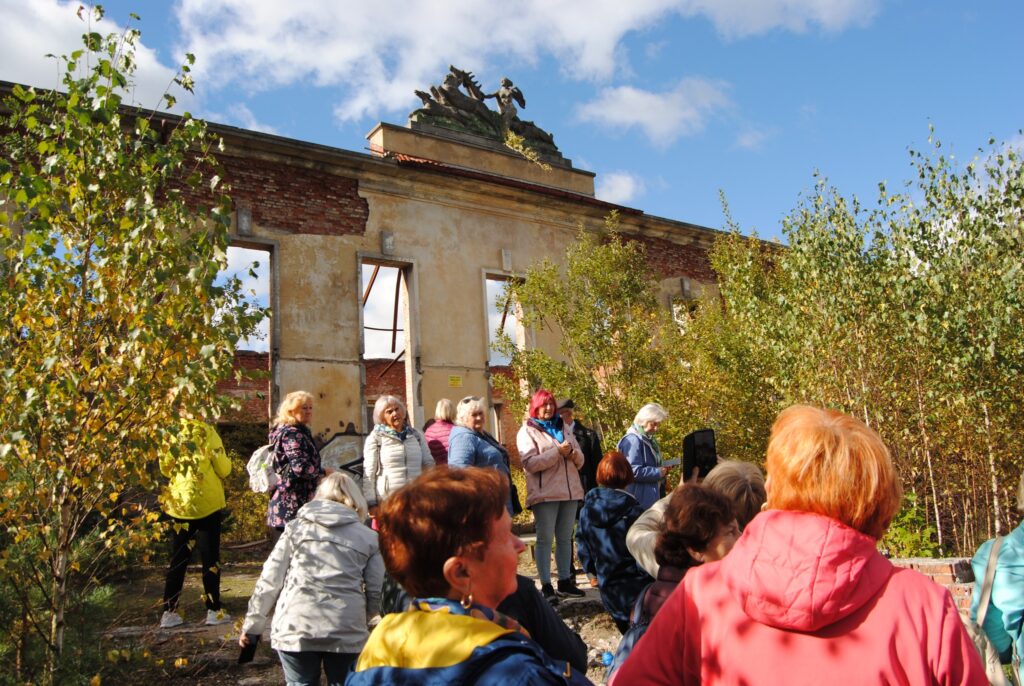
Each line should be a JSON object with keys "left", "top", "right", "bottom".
{"left": 210, "top": 69, "right": 724, "bottom": 461}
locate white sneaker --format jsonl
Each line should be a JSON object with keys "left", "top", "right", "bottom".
{"left": 206, "top": 609, "right": 232, "bottom": 626}
{"left": 160, "top": 611, "right": 183, "bottom": 628}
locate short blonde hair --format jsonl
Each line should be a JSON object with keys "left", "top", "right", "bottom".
{"left": 634, "top": 403, "right": 668, "bottom": 426}
{"left": 274, "top": 391, "right": 313, "bottom": 427}
{"left": 704, "top": 460, "right": 766, "bottom": 530}
{"left": 765, "top": 405, "right": 901, "bottom": 540}
{"left": 434, "top": 399, "right": 455, "bottom": 423}
{"left": 372, "top": 395, "right": 407, "bottom": 426}
{"left": 455, "top": 396, "right": 487, "bottom": 427}
{"left": 314, "top": 472, "right": 369, "bottom": 520}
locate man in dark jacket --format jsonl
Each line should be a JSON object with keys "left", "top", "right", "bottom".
{"left": 557, "top": 399, "right": 603, "bottom": 494}
{"left": 497, "top": 574, "right": 588, "bottom": 672}
{"left": 559, "top": 398, "right": 604, "bottom": 588}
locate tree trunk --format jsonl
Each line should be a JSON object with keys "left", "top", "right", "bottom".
{"left": 45, "top": 493, "right": 72, "bottom": 686}
{"left": 914, "top": 378, "right": 943, "bottom": 549}
{"left": 982, "top": 401, "right": 1003, "bottom": 536}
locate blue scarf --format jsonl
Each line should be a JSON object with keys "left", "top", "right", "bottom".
{"left": 532, "top": 417, "right": 564, "bottom": 443}
{"left": 376, "top": 423, "right": 410, "bottom": 442}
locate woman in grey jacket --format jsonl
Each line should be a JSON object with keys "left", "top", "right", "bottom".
{"left": 239, "top": 472, "right": 384, "bottom": 686}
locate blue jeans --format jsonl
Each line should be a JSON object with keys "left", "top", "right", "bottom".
{"left": 278, "top": 650, "right": 357, "bottom": 686}
{"left": 532, "top": 499, "right": 579, "bottom": 584}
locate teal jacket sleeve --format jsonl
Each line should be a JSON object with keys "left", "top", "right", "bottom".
{"left": 971, "top": 530, "right": 1024, "bottom": 662}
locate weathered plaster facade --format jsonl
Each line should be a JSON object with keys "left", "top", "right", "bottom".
{"left": 212, "top": 118, "right": 723, "bottom": 442}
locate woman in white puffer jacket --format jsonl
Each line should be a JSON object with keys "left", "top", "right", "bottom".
{"left": 240, "top": 472, "right": 384, "bottom": 686}
{"left": 362, "top": 395, "right": 433, "bottom": 512}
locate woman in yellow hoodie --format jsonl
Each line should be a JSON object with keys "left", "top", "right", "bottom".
{"left": 159, "top": 420, "right": 232, "bottom": 628}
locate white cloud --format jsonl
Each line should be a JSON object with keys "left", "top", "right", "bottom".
{"left": 0, "top": 1, "right": 191, "bottom": 112}
{"left": 172, "top": 0, "right": 877, "bottom": 123}
{"left": 361, "top": 264, "right": 405, "bottom": 359}
{"left": 596, "top": 171, "right": 646, "bottom": 205}
{"left": 577, "top": 78, "right": 731, "bottom": 145}
{"left": 220, "top": 246, "right": 270, "bottom": 351}
{"left": 224, "top": 104, "right": 279, "bottom": 135}
{"left": 734, "top": 125, "right": 776, "bottom": 150}
{"left": 678, "top": 0, "right": 878, "bottom": 38}
{"left": 225, "top": 247, "right": 270, "bottom": 301}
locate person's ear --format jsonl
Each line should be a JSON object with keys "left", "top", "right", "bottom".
{"left": 686, "top": 547, "right": 706, "bottom": 564}
{"left": 442, "top": 556, "right": 471, "bottom": 595}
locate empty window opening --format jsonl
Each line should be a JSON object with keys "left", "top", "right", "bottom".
{"left": 362, "top": 263, "right": 406, "bottom": 361}
{"left": 360, "top": 260, "right": 416, "bottom": 429}
{"left": 217, "top": 245, "right": 272, "bottom": 425}
{"left": 486, "top": 276, "right": 523, "bottom": 367}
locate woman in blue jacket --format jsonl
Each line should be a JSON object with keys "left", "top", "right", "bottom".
{"left": 971, "top": 470, "right": 1024, "bottom": 669}
{"left": 447, "top": 395, "right": 518, "bottom": 514}
{"left": 616, "top": 403, "right": 670, "bottom": 509}
{"left": 576, "top": 452, "right": 652, "bottom": 633}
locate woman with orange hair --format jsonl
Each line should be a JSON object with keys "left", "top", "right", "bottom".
{"left": 613, "top": 405, "right": 987, "bottom": 685}
{"left": 346, "top": 467, "right": 592, "bottom": 685}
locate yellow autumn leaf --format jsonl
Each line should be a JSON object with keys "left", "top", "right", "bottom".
{"left": 90, "top": 676, "right": 101, "bottom": 686}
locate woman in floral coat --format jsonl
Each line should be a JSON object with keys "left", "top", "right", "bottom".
{"left": 266, "top": 391, "right": 329, "bottom": 534}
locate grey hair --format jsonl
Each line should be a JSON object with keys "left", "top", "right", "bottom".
{"left": 372, "top": 395, "right": 407, "bottom": 425}
{"left": 704, "top": 460, "right": 766, "bottom": 530}
{"left": 434, "top": 398, "right": 455, "bottom": 422}
{"left": 634, "top": 402, "right": 668, "bottom": 426}
{"left": 455, "top": 396, "right": 487, "bottom": 427}
{"left": 315, "top": 472, "right": 369, "bottom": 520}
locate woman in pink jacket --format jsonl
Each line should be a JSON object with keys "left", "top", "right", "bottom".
{"left": 517, "top": 389, "right": 585, "bottom": 604}
{"left": 613, "top": 404, "right": 987, "bottom": 686}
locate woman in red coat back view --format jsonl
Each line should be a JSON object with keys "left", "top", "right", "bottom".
{"left": 613, "top": 404, "right": 988, "bottom": 686}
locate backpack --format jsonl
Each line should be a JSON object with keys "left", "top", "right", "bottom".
{"left": 961, "top": 536, "right": 1019, "bottom": 686}
{"left": 246, "top": 443, "right": 280, "bottom": 493}
{"left": 606, "top": 582, "right": 653, "bottom": 682}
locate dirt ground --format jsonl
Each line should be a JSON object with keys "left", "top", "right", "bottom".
{"left": 101, "top": 548, "right": 621, "bottom": 685}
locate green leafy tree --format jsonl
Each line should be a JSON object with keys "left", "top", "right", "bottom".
{"left": 0, "top": 9, "right": 265, "bottom": 683}
{"left": 502, "top": 133, "right": 1024, "bottom": 558}
{"left": 694, "top": 133, "right": 1024, "bottom": 555}
{"left": 493, "top": 213, "right": 694, "bottom": 454}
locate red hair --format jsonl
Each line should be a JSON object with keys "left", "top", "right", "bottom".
{"left": 765, "top": 405, "right": 901, "bottom": 540}
{"left": 528, "top": 389, "right": 556, "bottom": 419}
{"left": 376, "top": 467, "right": 508, "bottom": 598}
{"left": 597, "top": 451, "right": 634, "bottom": 489}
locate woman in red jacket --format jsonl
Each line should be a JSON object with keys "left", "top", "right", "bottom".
{"left": 613, "top": 405, "right": 988, "bottom": 686}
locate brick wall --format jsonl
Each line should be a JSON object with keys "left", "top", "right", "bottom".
{"left": 363, "top": 358, "right": 408, "bottom": 405}
{"left": 489, "top": 365, "right": 524, "bottom": 466}
{"left": 634, "top": 235, "right": 716, "bottom": 281}
{"left": 892, "top": 557, "right": 974, "bottom": 612}
{"left": 217, "top": 350, "right": 271, "bottom": 424}
{"left": 219, "top": 155, "right": 368, "bottom": 236}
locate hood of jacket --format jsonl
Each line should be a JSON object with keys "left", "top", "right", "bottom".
{"left": 585, "top": 487, "right": 641, "bottom": 528}
{"left": 294, "top": 498, "right": 363, "bottom": 529}
{"left": 720, "top": 509, "right": 893, "bottom": 632}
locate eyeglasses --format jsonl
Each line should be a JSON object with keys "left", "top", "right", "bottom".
{"left": 460, "top": 396, "right": 481, "bottom": 404}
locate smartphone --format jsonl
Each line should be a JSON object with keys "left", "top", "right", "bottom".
{"left": 682, "top": 429, "right": 717, "bottom": 479}
{"left": 238, "top": 634, "right": 260, "bottom": 664}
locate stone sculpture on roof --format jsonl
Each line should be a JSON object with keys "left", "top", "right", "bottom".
{"left": 410, "top": 66, "right": 558, "bottom": 155}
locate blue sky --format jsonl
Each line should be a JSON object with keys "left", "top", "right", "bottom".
{"left": 4, "top": 1, "right": 1021, "bottom": 236}
{"left": 3, "top": 0, "right": 1022, "bottom": 352}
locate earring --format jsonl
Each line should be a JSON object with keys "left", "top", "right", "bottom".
{"left": 460, "top": 593, "right": 474, "bottom": 609}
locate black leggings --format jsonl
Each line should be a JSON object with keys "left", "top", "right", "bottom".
{"left": 162, "top": 510, "right": 223, "bottom": 612}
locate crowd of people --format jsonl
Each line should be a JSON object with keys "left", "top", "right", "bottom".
{"left": 157, "top": 389, "right": 1020, "bottom": 685}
